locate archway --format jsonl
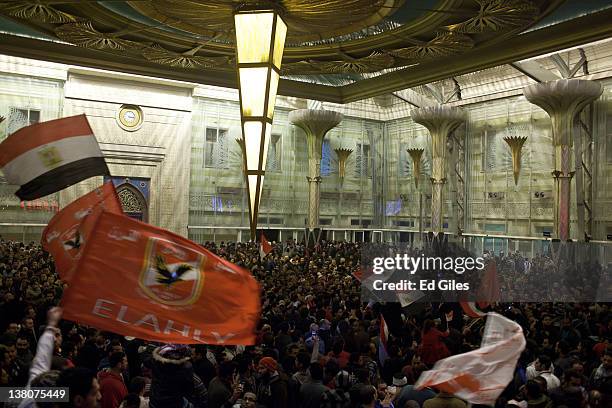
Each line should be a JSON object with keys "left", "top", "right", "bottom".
{"left": 116, "top": 183, "right": 148, "bottom": 222}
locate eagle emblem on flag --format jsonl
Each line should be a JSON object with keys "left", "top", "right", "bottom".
{"left": 61, "top": 224, "right": 84, "bottom": 259}
{"left": 139, "top": 237, "right": 204, "bottom": 306}
{"left": 38, "top": 146, "right": 63, "bottom": 168}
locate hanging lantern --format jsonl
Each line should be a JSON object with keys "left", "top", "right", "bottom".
{"left": 407, "top": 148, "right": 425, "bottom": 188}
{"left": 503, "top": 136, "right": 527, "bottom": 185}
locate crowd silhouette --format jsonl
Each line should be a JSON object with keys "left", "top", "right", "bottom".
{"left": 0, "top": 237, "right": 611, "bottom": 407}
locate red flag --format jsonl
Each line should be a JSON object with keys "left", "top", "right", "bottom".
{"left": 352, "top": 267, "right": 376, "bottom": 282}
{"left": 415, "top": 313, "right": 526, "bottom": 405}
{"left": 259, "top": 233, "right": 272, "bottom": 260}
{"left": 41, "top": 182, "right": 122, "bottom": 282}
{"left": 352, "top": 268, "right": 363, "bottom": 282}
{"left": 60, "top": 211, "right": 260, "bottom": 345}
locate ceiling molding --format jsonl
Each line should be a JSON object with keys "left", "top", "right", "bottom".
{"left": 0, "top": 33, "right": 344, "bottom": 103}
{"left": 0, "top": 7, "right": 610, "bottom": 105}
{"left": 339, "top": 8, "right": 612, "bottom": 102}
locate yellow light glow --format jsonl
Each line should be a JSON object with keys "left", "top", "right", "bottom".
{"left": 234, "top": 12, "right": 274, "bottom": 64}
{"left": 248, "top": 174, "right": 260, "bottom": 220}
{"left": 234, "top": 9, "right": 287, "bottom": 240}
{"left": 243, "top": 121, "right": 263, "bottom": 170}
{"left": 261, "top": 123, "right": 272, "bottom": 170}
{"left": 267, "top": 70, "right": 279, "bottom": 119}
{"left": 272, "top": 16, "right": 287, "bottom": 69}
{"left": 239, "top": 67, "right": 268, "bottom": 117}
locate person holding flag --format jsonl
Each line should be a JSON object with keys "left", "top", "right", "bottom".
{"left": 259, "top": 233, "right": 272, "bottom": 261}
{"left": 418, "top": 317, "right": 451, "bottom": 367}
{"left": 415, "top": 313, "right": 526, "bottom": 407}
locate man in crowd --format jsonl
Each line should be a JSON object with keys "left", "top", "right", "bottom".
{"left": 1, "top": 237, "right": 611, "bottom": 408}
{"left": 98, "top": 352, "right": 129, "bottom": 408}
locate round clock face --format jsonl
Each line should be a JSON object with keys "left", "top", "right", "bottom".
{"left": 117, "top": 105, "right": 143, "bottom": 131}
{"left": 123, "top": 110, "right": 136, "bottom": 123}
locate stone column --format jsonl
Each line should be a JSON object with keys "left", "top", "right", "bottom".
{"left": 412, "top": 106, "right": 466, "bottom": 235}
{"left": 289, "top": 109, "right": 343, "bottom": 231}
{"left": 524, "top": 79, "right": 602, "bottom": 241}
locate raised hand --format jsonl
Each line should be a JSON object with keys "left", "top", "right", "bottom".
{"left": 47, "top": 306, "right": 63, "bottom": 327}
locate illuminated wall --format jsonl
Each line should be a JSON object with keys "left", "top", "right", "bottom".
{"left": 1, "top": 43, "right": 612, "bottom": 246}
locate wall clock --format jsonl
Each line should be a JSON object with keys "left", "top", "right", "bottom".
{"left": 117, "top": 104, "right": 143, "bottom": 131}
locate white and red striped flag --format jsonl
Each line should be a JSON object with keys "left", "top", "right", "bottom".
{"left": 0, "top": 114, "right": 109, "bottom": 200}
{"left": 259, "top": 233, "right": 272, "bottom": 260}
{"left": 415, "top": 313, "right": 526, "bottom": 405}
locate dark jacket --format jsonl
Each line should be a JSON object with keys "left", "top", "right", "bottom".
{"left": 526, "top": 395, "right": 553, "bottom": 408}
{"left": 257, "top": 372, "right": 289, "bottom": 408}
{"left": 149, "top": 347, "right": 194, "bottom": 408}
{"left": 422, "top": 393, "right": 467, "bottom": 408}
{"left": 299, "top": 380, "right": 328, "bottom": 408}
{"left": 208, "top": 377, "right": 234, "bottom": 408}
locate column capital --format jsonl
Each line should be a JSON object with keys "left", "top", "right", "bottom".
{"left": 524, "top": 79, "right": 602, "bottom": 120}
{"left": 523, "top": 79, "right": 601, "bottom": 242}
{"left": 411, "top": 105, "right": 467, "bottom": 141}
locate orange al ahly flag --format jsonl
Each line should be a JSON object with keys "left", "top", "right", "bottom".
{"left": 60, "top": 211, "right": 261, "bottom": 345}
{"left": 41, "top": 181, "right": 123, "bottom": 282}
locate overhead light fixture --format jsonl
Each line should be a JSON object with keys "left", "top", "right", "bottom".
{"left": 234, "top": 7, "right": 287, "bottom": 240}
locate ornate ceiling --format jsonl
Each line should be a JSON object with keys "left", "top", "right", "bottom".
{"left": 0, "top": 0, "right": 611, "bottom": 102}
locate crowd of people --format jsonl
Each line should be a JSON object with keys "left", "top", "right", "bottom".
{"left": 0, "top": 237, "right": 611, "bottom": 408}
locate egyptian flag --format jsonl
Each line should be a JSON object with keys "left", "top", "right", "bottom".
{"left": 0, "top": 114, "right": 109, "bottom": 200}
{"left": 259, "top": 233, "right": 272, "bottom": 260}
{"left": 42, "top": 182, "right": 123, "bottom": 282}
{"left": 378, "top": 314, "right": 390, "bottom": 366}
{"left": 60, "top": 211, "right": 261, "bottom": 345}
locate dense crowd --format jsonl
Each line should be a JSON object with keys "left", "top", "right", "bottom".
{"left": 0, "top": 237, "right": 611, "bottom": 408}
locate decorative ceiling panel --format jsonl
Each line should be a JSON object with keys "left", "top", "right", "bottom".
{"left": 0, "top": 1, "right": 80, "bottom": 24}
{"left": 0, "top": 0, "right": 609, "bottom": 101}
{"left": 127, "top": 0, "right": 404, "bottom": 44}
{"left": 0, "top": 0, "right": 557, "bottom": 75}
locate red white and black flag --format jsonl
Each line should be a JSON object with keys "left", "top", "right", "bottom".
{"left": 0, "top": 114, "right": 109, "bottom": 200}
